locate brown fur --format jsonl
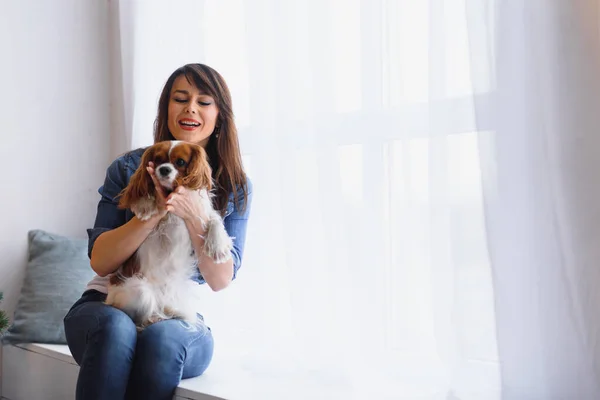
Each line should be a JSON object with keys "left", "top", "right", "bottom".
{"left": 117, "top": 141, "right": 171, "bottom": 210}
{"left": 110, "top": 141, "right": 212, "bottom": 287}
{"left": 173, "top": 144, "right": 212, "bottom": 191}
{"left": 109, "top": 255, "right": 141, "bottom": 286}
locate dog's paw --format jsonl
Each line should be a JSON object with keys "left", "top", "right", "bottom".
{"left": 163, "top": 305, "right": 184, "bottom": 320}
{"left": 137, "top": 314, "right": 164, "bottom": 331}
{"left": 132, "top": 196, "right": 158, "bottom": 221}
{"left": 136, "top": 210, "right": 158, "bottom": 222}
{"left": 203, "top": 219, "right": 233, "bottom": 263}
{"left": 164, "top": 306, "right": 197, "bottom": 325}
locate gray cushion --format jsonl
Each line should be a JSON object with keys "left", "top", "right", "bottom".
{"left": 2, "top": 229, "right": 95, "bottom": 344}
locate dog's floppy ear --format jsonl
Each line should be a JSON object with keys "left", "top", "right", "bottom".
{"left": 182, "top": 144, "right": 213, "bottom": 191}
{"left": 109, "top": 254, "right": 140, "bottom": 286}
{"left": 117, "top": 147, "right": 156, "bottom": 210}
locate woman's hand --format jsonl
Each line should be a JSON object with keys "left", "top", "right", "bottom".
{"left": 147, "top": 161, "right": 208, "bottom": 224}
{"left": 146, "top": 162, "right": 170, "bottom": 218}
{"left": 166, "top": 186, "right": 209, "bottom": 224}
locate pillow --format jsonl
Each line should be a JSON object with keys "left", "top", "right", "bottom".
{"left": 2, "top": 229, "right": 95, "bottom": 345}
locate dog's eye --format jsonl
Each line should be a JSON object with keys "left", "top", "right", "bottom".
{"left": 175, "top": 158, "right": 186, "bottom": 167}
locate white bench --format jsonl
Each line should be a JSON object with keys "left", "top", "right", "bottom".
{"left": 2, "top": 343, "right": 227, "bottom": 400}
{"left": 1, "top": 343, "right": 360, "bottom": 400}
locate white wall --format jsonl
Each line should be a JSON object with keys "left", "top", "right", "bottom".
{"left": 0, "top": 0, "right": 111, "bottom": 324}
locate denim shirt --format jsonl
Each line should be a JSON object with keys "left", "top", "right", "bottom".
{"left": 87, "top": 147, "right": 252, "bottom": 284}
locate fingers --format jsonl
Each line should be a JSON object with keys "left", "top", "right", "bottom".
{"left": 165, "top": 192, "right": 181, "bottom": 216}
{"left": 146, "top": 161, "right": 155, "bottom": 175}
{"left": 146, "top": 162, "right": 168, "bottom": 200}
{"left": 167, "top": 186, "right": 185, "bottom": 196}
{"left": 166, "top": 187, "right": 185, "bottom": 200}
{"left": 144, "top": 162, "right": 174, "bottom": 216}
{"left": 146, "top": 163, "right": 157, "bottom": 183}
{"left": 166, "top": 193, "right": 177, "bottom": 205}
{"left": 146, "top": 162, "right": 191, "bottom": 216}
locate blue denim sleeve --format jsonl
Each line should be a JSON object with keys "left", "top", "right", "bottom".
{"left": 86, "top": 157, "right": 128, "bottom": 259}
{"left": 227, "top": 178, "right": 253, "bottom": 280}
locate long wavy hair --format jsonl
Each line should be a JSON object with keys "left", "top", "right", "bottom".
{"left": 154, "top": 63, "right": 248, "bottom": 214}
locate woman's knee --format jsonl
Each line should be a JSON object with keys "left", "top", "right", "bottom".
{"left": 98, "top": 310, "right": 138, "bottom": 343}
{"left": 183, "top": 324, "right": 214, "bottom": 378}
{"left": 135, "top": 321, "right": 188, "bottom": 368}
{"left": 134, "top": 319, "right": 214, "bottom": 376}
{"left": 65, "top": 301, "right": 138, "bottom": 365}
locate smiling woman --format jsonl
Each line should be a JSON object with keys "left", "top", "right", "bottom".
{"left": 154, "top": 64, "right": 248, "bottom": 216}
{"left": 63, "top": 63, "right": 252, "bottom": 400}
{"left": 167, "top": 76, "right": 219, "bottom": 147}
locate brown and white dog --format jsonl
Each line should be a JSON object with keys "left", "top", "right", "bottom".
{"left": 105, "top": 140, "right": 233, "bottom": 330}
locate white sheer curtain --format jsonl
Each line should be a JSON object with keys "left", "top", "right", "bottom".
{"left": 467, "top": 1, "right": 600, "bottom": 398}
{"left": 109, "top": 0, "right": 600, "bottom": 398}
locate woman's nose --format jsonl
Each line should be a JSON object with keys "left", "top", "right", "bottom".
{"left": 184, "top": 104, "right": 197, "bottom": 114}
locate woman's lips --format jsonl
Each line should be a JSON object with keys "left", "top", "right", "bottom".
{"left": 179, "top": 119, "right": 201, "bottom": 131}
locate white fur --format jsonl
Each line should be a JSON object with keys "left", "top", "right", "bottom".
{"left": 106, "top": 168, "right": 233, "bottom": 330}
{"left": 170, "top": 140, "right": 183, "bottom": 151}
{"left": 156, "top": 163, "right": 177, "bottom": 190}
{"left": 105, "top": 213, "right": 201, "bottom": 329}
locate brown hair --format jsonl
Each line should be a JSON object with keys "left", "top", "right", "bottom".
{"left": 154, "top": 63, "right": 248, "bottom": 214}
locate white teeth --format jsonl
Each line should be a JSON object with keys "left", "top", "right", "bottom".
{"left": 180, "top": 121, "right": 200, "bottom": 126}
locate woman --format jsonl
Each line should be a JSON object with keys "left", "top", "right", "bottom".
{"left": 63, "top": 63, "right": 252, "bottom": 400}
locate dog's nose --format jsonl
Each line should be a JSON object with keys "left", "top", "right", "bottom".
{"left": 158, "top": 166, "right": 171, "bottom": 176}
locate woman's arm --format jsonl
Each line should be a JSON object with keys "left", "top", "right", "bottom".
{"left": 90, "top": 213, "right": 162, "bottom": 277}
{"left": 89, "top": 159, "right": 167, "bottom": 277}
{"left": 166, "top": 181, "right": 253, "bottom": 291}
{"left": 185, "top": 217, "right": 234, "bottom": 291}
{"left": 164, "top": 186, "right": 234, "bottom": 291}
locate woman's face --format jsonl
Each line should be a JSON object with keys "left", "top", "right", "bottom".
{"left": 167, "top": 75, "right": 219, "bottom": 147}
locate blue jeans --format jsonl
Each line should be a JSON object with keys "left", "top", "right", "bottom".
{"left": 63, "top": 290, "right": 214, "bottom": 400}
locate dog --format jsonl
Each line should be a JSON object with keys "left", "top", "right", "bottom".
{"left": 105, "top": 140, "right": 233, "bottom": 330}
